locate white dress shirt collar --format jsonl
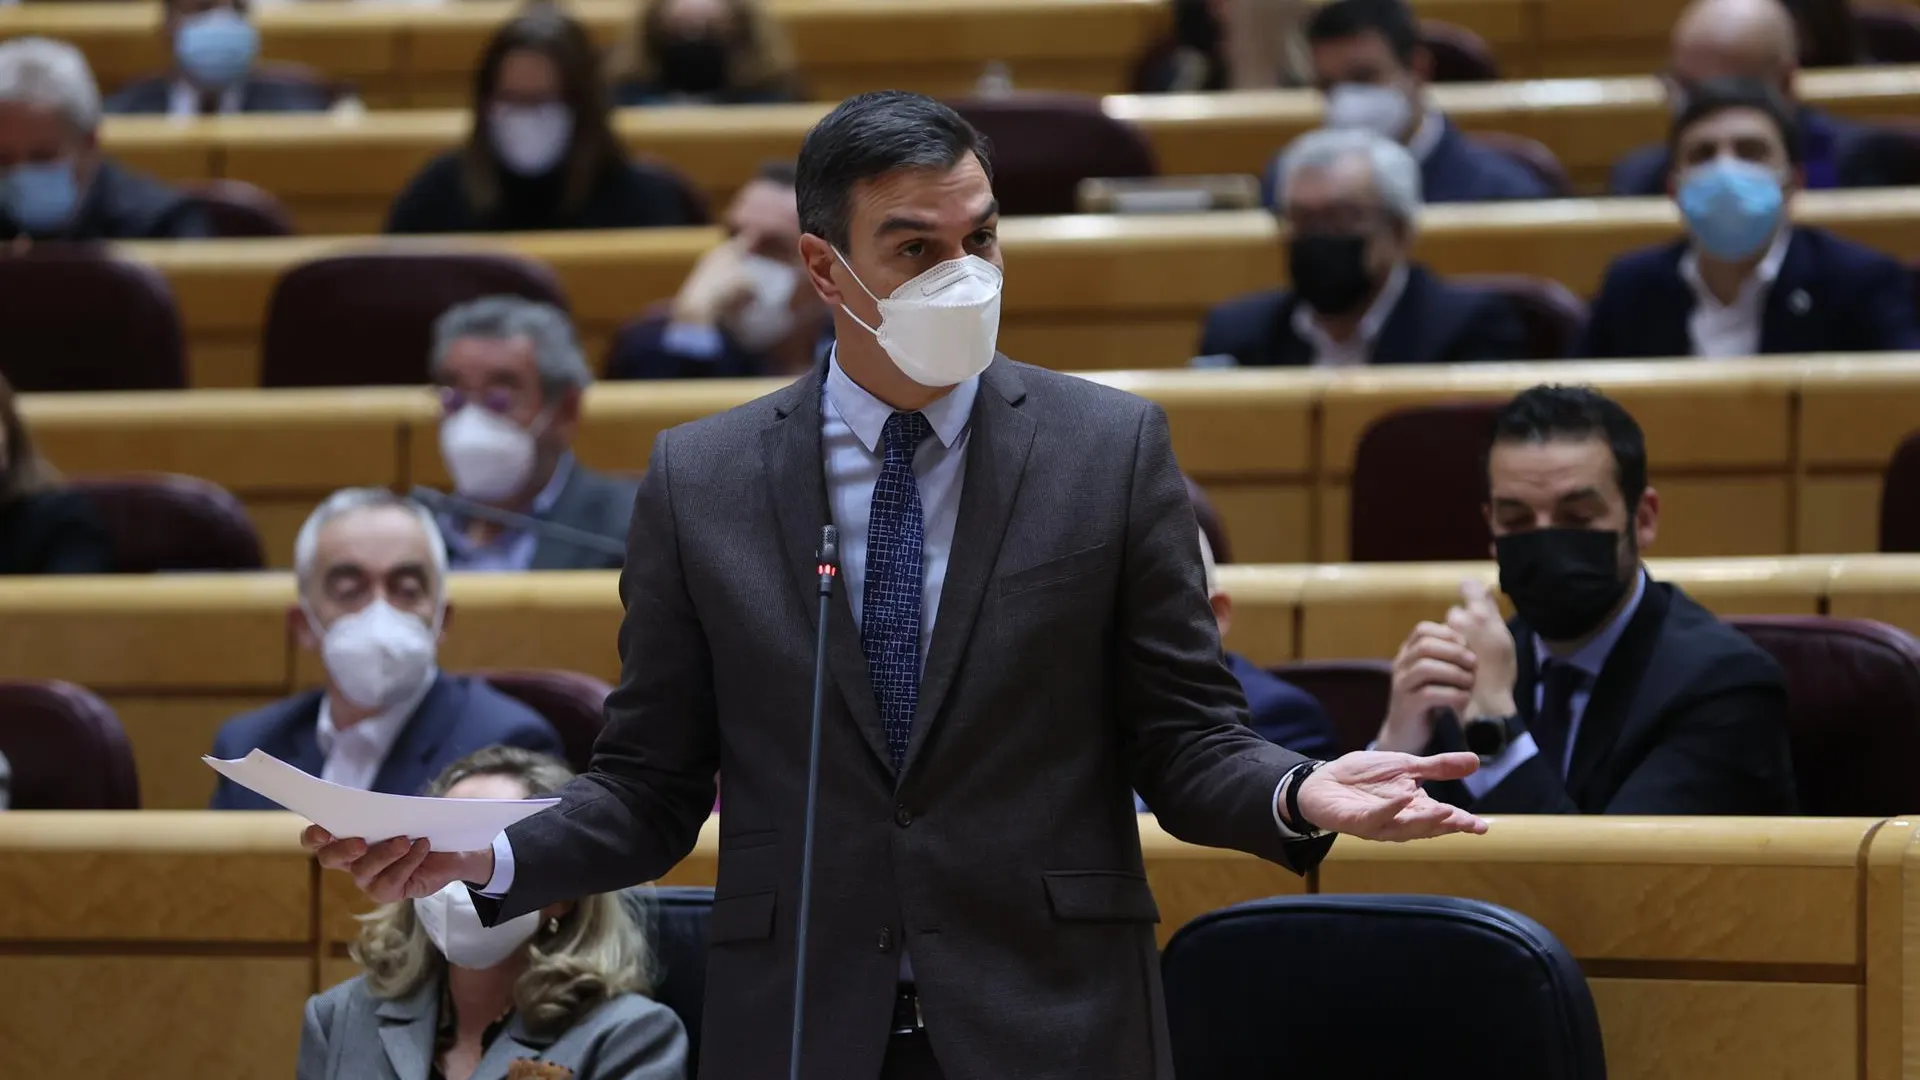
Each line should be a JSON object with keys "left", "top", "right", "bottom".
{"left": 314, "top": 668, "right": 439, "bottom": 785}
{"left": 1406, "top": 104, "right": 1445, "bottom": 164}
{"left": 169, "top": 79, "right": 245, "bottom": 118}
{"left": 824, "top": 349, "right": 979, "bottom": 452}
{"left": 1679, "top": 228, "right": 1793, "bottom": 358}
{"left": 1290, "top": 260, "right": 1410, "bottom": 367}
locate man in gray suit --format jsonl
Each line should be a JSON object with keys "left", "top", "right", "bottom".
{"left": 312, "top": 92, "right": 1486, "bottom": 1080}
{"left": 430, "top": 297, "right": 638, "bottom": 571}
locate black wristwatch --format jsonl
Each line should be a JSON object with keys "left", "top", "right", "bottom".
{"left": 1280, "top": 760, "right": 1327, "bottom": 838}
{"left": 1463, "top": 713, "right": 1523, "bottom": 758}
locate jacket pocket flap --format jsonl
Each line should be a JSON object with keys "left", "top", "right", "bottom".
{"left": 1042, "top": 871, "right": 1160, "bottom": 923}
{"left": 997, "top": 544, "right": 1115, "bottom": 596}
{"left": 707, "top": 890, "right": 777, "bottom": 944}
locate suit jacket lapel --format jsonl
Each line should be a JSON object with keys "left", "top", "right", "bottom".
{"left": 375, "top": 981, "right": 439, "bottom": 1080}
{"left": 759, "top": 366, "right": 892, "bottom": 773}
{"left": 530, "top": 466, "right": 587, "bottom": 571}
{"left": 370, "top": 675, "right": 453, "bottom": 796}
{"left": 1373, "top": 269, "right": 1425, "bottom": 365}
{"left": 469, "top": 1013, "right": 556, "bottom": 1080}
{"left": 1563, "top": 581, "right": 1671, "bottom": 801}
{"left": 1270, "top": 296, "right": 1316, "bottom": 367}
{"left": 899, "top": 359, "right": 1034, "bottom": 780}
{"left": 1759, "top": 230, "right": 1816, "bottom": 354}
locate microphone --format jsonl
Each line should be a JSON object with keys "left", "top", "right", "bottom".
{"left": 789, "top": 525, "right": 839, "bottom": 1080}
{"left": 408, "top": 486, "right": 626, "bottom": 559}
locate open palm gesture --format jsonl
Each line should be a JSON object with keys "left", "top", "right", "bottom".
{"left": 1296, "top": 751, "right": 1488, "bottom": 842}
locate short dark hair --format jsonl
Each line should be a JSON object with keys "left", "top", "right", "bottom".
{"left": 754, "top": 159, "right": 797, "bottom": 187}
{"left": 1486, "top": 385, "right": 1648, "bottom": 509}
{"left": 1305, "top": 0, "right": 1421, "bottom": 64}
{"left": 795, "top": 91, "right": 993, "bottom": 249}
{"left": 1668, "top": 77, "right": 1804, "bottom": 167}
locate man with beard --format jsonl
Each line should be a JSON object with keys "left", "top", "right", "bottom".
{"left": 1375, "top": 384, "right": 1798, "bottom": 814}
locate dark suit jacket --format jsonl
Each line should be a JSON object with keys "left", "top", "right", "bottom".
{"left": 1228, "top": 653, "right": 1339, "bottom": 760}
{"left": 0, "top": 159, "right": 211, "bottom": 241}
{"left": 1427, "top": 580, "right": 1797, "bottom": 814}
{"left": 103, "top": 76, "right": 334, "bottom": 116}
{"left": 475, "top": 357, "right": 1330, "bottom": 1080}
{"left": 0, "top": 489, "right": 115, "bottom": 574}
{"left": 1573, "top": 227, "right": 1920, "bottom": 359}
{"left": 1609, "top": 108, "right": 1890, "bottom": 195}
{"left": 604, "top": 309, "right": 835, "bottom": 381}
{"left": 1198, "top": 265, "right": 1528, "bottom": 366}
{"left": 533, "top": 463, "right": 641, "bottom": 571}
{"left": 207, "top": 673, "right": 564, "bottom": 809}
{"left": 1263, "top": 116, "right": 1554, "bottom": 206}
{"left": 385, "top": 152, "right": 701, "bottom": 234}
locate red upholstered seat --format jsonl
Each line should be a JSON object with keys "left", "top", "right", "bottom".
{"left": 1452, "top": 274, "right": 1588, "bottom": 361}
{"left": 950, "top": 92, "right": 1158, "bottom": 216}
{"left": 1466, "top": 132, "right": 1572, "bottom": 196}
{"left": 1421, "top": 20, "right": 1500, "bottom": 81}
{"left": 66, "top": 473, "right": 265, "bottom": 573}
{"left": 479, "top": 669, "right": 612, "bottom": 774}
{"left": 184, "top": 179, "right": 294, "bottom": 237}
{"left": 1348, "top": 402, "right": 1501, "bottom": 562}
{"left": 1879, "top": 429, "right": 1920, "bottom": 552}
{"left": 0, "top": 247, "right": 186, "bottom": 391}
{"left": 0, "top": 680, "right": 139, "bottom": 808}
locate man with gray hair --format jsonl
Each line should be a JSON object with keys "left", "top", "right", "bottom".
{"left": 1198, "top": 126, "right": 1525, "bottom": 367}
{"left": 207, "top": 487, "right": 562, "bottom": 809}
{"left": 429, "top": 296, "right": 639, "bottom": 571}
{"left": 0, "top": 37, "right": 210, "bottom": 241}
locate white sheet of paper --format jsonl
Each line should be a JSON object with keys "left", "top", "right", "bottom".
{"left": 203, "top": 749, "right": 559, "bottom": 851}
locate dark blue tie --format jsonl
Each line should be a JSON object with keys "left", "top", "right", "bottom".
{"left": 1533, "top": 661, "right": 1584, "bottom": 778}
{"left": 862, "top": 410, "right": 931, "bottom": 770}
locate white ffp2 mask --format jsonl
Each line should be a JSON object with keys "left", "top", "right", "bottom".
{"left": 415, "top": 881, "right": 542, "bottom": 969}
{"left": 835, "top": 250, "right": 1003, "bottom": 387}
{"left": 1323, "top": 83, "right": 1414, "bottom": 141}
{"left": 489, "top": 103, "right": 573, "bottom": 177}
{"left": 725, "top": 254, "right": 801, "bottom": 350}
{"left": 311, "top": 599, "right": 438, "bottom": 711}
{"left": 439, "top": 405, "right": 546, "bottom": 502}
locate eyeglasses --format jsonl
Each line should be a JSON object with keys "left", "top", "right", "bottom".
{"left": 437, "top": 386, "right": 521, "bottom": 417}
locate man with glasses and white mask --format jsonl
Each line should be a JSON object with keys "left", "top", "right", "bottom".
{"left": 606, "top": 161, "right": 834, "bottom": 380}
{"left": 430, "top": 296, "right": 640, "bottom": 571}
{"left": 208, "top": 488, "right": 562, "bottom": 809}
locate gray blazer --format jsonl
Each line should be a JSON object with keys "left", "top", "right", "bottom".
{"left": 298, "top": 975, "right": 687, "bottom": 1080}
{"left": 533, "top": 464, "right": 641, "bottom": 571}
{"left": 473, "top": 357, "right": 1332, "bottom": 1080}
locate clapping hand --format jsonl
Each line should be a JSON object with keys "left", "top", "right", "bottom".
{"left": 1295, "top": 750, "right": 1489, "bottom": 841}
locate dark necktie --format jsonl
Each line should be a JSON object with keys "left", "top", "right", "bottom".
{"left": 862, "top": 410, "right": 931, "bottom": 770}
{"left": 1532, "top": 661, "right": 1585, "bottom": 779}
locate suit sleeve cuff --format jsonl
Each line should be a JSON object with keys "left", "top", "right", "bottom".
{"left": 475, "top": 830, "right": 516, "bottom": 897}
{"left": 1462, "top": 730, "right": 1539, "bottom": 800}
{"left": 660, "top": 321, "right": 726, "bottom": 359}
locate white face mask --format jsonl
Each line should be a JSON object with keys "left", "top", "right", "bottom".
{"left": 440, "top": 405, "right": 547, "bottom": 502}
{"left": 835, "top": 250, "right": 1003, "bottom": 387}
{"left": 489, "top": 103, "right": 573, "bottom": 177}
{"left": 1323, "top": 82, "right": 1414, "bottom": 141}
{"left": 724, "top": 254, "right": 801, "bottom": 350}
{"left": 310, "top": 599, "right": 439, "bottom": 711}
{"left": 415, "top": 880, "right": 542, "bottom": 969}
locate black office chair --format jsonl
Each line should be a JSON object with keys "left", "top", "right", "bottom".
{"left": 1163, "top": 894, "right": 1607, "bottom": 1080}
{"left": 626, "top": 885, "right": 712, "bottom": 1074}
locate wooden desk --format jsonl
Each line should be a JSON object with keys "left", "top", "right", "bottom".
{"left": 2, "top": 812, "right": 1913, "bottom": 1080}
{"left": 0, "top": 0, "right": 1170, "bottom": 108}
{"left": 0, "top": 552, "right": 1902, "bottom": 807}
{"left": 101, "top": 67, "right": 1920, "bottom": 232}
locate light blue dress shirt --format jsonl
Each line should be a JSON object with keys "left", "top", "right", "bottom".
{"left": 440, "top": 453, "right": 576, "bottom": 572}
{"left": 1464, "top": 569, "right": 1648, "bottom": 798}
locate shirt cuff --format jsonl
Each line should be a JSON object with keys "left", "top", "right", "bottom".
{"left": 476, "top": 830, "right": 516, "bottom": 897}
{"left": 1270, "top": 768, "right": 1312, "bottom": 839}
{"left": 1462, "top": 730, "right": 1540, "bottom": 800}
{"left": 660, "top": 321, "right": 726, "bottom": 359}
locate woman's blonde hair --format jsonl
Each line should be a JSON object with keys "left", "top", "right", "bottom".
{"left": 608, "top": 0, "right": 798, "bottom": 97}
{"left": 0, "top": 372, "right": 60, "bottom": 504}
{"left": 349, "top": 746, "right": 655, "bottom": 1038}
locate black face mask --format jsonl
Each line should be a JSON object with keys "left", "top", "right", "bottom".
{"left": 657, "top": 36, "right": 731, "bottom": 94}
{"left": 1495, "top": 528, "right": 1633, "bottom": 641}
{"left": 1287, "top": 233, "right": 1376, "bottom": 317}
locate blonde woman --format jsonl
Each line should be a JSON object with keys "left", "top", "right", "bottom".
{"left": 298, "top": 747, "right": 687, "bottom": 1080}
{"left": 609, "top": 0, "right": 800, "bottom": 106}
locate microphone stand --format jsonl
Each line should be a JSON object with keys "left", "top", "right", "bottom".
{"left": 407, "top": 486, "right": 627, "bottom": 558}
{"left": 790, "top": 525, "right": 839, "bottom": 1080}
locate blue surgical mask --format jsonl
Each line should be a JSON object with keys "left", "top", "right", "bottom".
{"left": 175, "top": 8, "right": 259, "bottom": 89}
{"left": 4, "top": 161, "right": 81, "bottom": 234}
{"left": 1677, "top": 157, "right": 1785, "bottom": 261}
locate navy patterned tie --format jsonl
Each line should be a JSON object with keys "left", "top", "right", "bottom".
{"left": 862, "top": 410, "right": 931, "bottom": 770}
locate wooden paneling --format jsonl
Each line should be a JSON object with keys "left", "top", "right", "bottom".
{"left": 1588, "top": 979, "right": 1860, "bottom": 1080}
{"left": 116, "top": 696, "right": 281, "bottom": 810}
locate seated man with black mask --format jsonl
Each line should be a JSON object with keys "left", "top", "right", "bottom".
{"left": 1374, "top": 384, "right": 1797, "bottom": 814}
{"left": 1198, "top": 127, "right": 1525, "bottom": 368}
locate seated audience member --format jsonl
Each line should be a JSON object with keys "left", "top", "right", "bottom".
{"left": 1264, "top": 0, "right": 1552, "bottom": 206}
{"left": 431, "top": 297, "right": 638, "bottom": 570}
{"left": 0, "top": 38, "right": 211, "bottom": 241}
{"left": 298, "top": 747, "right": 688, "bottom": 1080}
{"left": 103, "top": 0, "right": 332, "bottom": 117}
{"left": 387, "top": 7, "right": 701, "bottom": 234}
{"left": 208, "top": 488, "right": 563, "bottom": 809}
{"left": 605, "top": 162, "right": 831, "bottom": 380}
{"left": 609, "top": 0, "right": 801, "bottom": 106}
{"left": 1201, "top": 128, "right": 1525, "bottom": 367}
{"left": 0, "top": 371, "right": 114, "bottom": 575}
{"left": 1576, "top": 79, "right": 1920, "bottom": 359}
{"left": 1137, "top": 0, "right": 1312, "bottom": 93}
{"left": 1379, "top": 384, "right": 1797, "bottom": 814}
{"left": 1200, "top": 530, "right": 1338, "bottom": 758}
{"left": 1610, "top": 0, "right": 1887, "bottom": 195}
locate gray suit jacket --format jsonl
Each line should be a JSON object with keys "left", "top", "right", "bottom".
{"left": 533, "top": 464, "right": 641, "bottom": 571}
{"left": 476, "top": 357, "right": 1332, "bottom": 1080}
{"left": 298, "top": 974, "right": 687, "bottom": 1080}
